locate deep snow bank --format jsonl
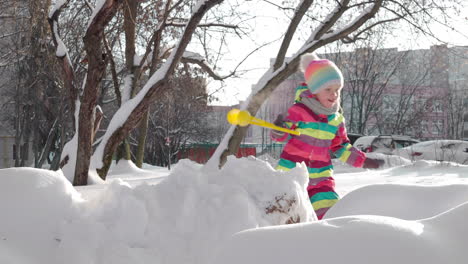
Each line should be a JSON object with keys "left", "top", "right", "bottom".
{"left": 0, "top": 168, "right": 82, "bottom": 264}
{"left": 211, "top": 160, "right": 468, "bottom": 264}
{"left": 0, "top": 157, "right": 314, "bottom": 264}
{"left": 212, "top": 201, "right": 468, "bottom": 264}
{"left": 326, "top": 182, "right": 468, "bottom": 219}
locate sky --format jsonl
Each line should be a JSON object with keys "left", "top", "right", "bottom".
{"left": 208, "top": 1, "right": 468, "bottom": 106}
{"left": 1, "top": 152, "right": 468, "bottom": 264}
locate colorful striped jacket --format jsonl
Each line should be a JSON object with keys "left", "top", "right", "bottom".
{"left": 272, "top": 84, "right": 366, "bottom": 192}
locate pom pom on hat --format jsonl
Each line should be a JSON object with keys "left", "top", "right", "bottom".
{"left": 300, "top": 53, "right": 320, "bottom": 72}
{"left": 300, "top": 54, "right": 343, "bottom": 94}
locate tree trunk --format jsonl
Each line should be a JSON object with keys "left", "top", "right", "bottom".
{"left": 116, "top": 0, "right": 139, "bottom": 163}
{"left": 73, "top": 0, "right": 123, "bottom": 185}
{"left": 74, "top": 102, "right": 96, "bottom": 185}
{"left": 135, "top": 110, "right": 149, "bottom": 168}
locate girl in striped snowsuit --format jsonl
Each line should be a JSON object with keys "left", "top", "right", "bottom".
{"left": 271, "top": 55, "right": 383, "bottom": 220}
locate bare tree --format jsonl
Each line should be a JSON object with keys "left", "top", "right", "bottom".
{"left": 208, "top": 0, "right": 463, "bottom": 168}
{"left": 446, "top": 47, "right": 468, "bottom": 139}
{"left": 143, "top": 66, "right": 210, "bottom": 167}
{"left": 376, "top": 51, "right": 434, "bottom": 136}
{"left": 328, "top": 44, "right": 405, "bottom": 134}
{"left": 446, "top": 89, "right": 467, "bottom": 139}
{"left": 49, "top": 0, "right": 130, "bottom": 185}
{"left": 0, "top": 0, "right": 64, "bottom": 169}
{"left": 49, "top": 0, "right": 247, "bottom": 184}
{"left": 328, "top": 39, "right": 432, "bottom": 136}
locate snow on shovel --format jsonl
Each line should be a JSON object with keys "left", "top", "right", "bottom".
{"left": 226, "top": 109, "right": 300, "bottom": 136}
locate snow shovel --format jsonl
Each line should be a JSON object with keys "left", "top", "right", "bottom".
{"left": 226, "top": 109, "right": 300, "bottom": 136}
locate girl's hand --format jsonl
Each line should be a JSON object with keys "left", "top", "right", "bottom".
{"left": 273, "top": 114, "right": 285, "bottom": 127}
{"left": 362, "top": 158, "right": 384, "bottom": 169}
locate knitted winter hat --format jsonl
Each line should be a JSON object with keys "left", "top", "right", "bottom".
{"left": 300, "top": 54, "right": 343, "bottom": 94}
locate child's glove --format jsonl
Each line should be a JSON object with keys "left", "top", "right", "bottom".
{"left": 273, "top": 114, "right": 285, "bottom": 127}
{"left": 362, "top": 157, "right": 384, "bottom": 169}
{"left": 271, "top": 114, "right": 286, "bottom": 139}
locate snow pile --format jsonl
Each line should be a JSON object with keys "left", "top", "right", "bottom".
{"left": 107, "top": 159, "right": 151, "bottom": 177}
{"left": 333, "top": 152, "right": 412, "bottom": 173}
{"left": 212, "top": 202, "right": 468, "bottom": 264}
{"left": 2, "top": 156, "right": 468, "bottom": 264}
{"left": 326, "top": 183, "right": 468, "bottom": 219}
{"left": 0, "top": 168, "right": 82, "bottom": 264}
{"left": 0, "top": 157, "right": 313, "bottom": 264}
{"left": 211, "top": 161, "right": 468, "bottom": 264}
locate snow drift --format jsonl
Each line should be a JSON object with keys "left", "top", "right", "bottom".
{"left": 0, "top": 157, "right": 313, "bottom": 264}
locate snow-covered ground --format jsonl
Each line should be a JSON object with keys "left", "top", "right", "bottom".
{"left": 1, "top": 155, "right": 468, "bottom": 264}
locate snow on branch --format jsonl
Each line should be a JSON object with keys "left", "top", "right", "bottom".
{"left": 86, "top": 0, "right": 122, "bottom": 36}
{"left": 181, "top": 51, "right": 226, "bottom": 80}
{"left": 134, "top": 46, "right": 170, "bottom": 69}
{"left": 47, "top": 0, "right": 78, "bottom": 125}
{"left": 48, "top": 0, "right": 68, "bottom": 19}
{"left": 166, "top": 21, "right": 240, "bottom": 30}
{"left": 134, "top": 0, "right": 225, "bottom": 100}
{"left": 308, "top": 0, "right": 351, "bottom": 43}
{"left": 48, "top": 0, "right": 72, "bottom": 62}
{"left": 300, "top": 0, "right": 383, "bottom": 56}
{"left": 86, "top": 0, "right": 107, "bottom": 30}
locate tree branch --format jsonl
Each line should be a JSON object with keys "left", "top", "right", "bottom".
{"left": 47, "top": 0, "right": 78, "bottom": 128}
{"left": 273, "top": 0, "right": 314, "bottom": 70}
{"left": 311, "top": 0, "right": 351, "bottom": 41}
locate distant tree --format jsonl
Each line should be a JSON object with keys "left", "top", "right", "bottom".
{"left": 446, "top": 89, "right": 467, "bottom": 139}
{"left": 143, "top": 65, "right": 211, "bottom": 168}
{"left": 327, "top": 36, "right": 433, "bottom": 137}
{"left": 374, "top": 52, "right": 434, "bottom": 137}
{"left": 0, "top": 0, "right": 65, "bottom": 169}
{"left": 445, "top": 48, "right": 468, "bottom": 140}
{"left": 327, "top": 42, "right": 405, "bottom": 134}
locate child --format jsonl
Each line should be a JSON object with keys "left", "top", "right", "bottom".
{"left": 271, "top": 54, "right": 383, "bottom": 220}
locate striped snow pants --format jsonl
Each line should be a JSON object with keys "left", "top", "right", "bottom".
{"left": 307, "top": 182, "right": 339, "bottom": 219}
{"left": 276, "top": 160, "right": 339, "bottom": 220}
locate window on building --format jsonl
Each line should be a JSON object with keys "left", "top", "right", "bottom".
{"left": 414, "top": 98, "right": 429, "bottom": 113}
{"left": 383, "top": 95, "right": 399, "bottom": 112}
{"left": 404, "top": 126, "right": 414, "bottom": 136}
{"left": 432, "top": 100, "right": 443, "bottom": 113}
{"left": 432, "top": 120, "right": 444, "bottom": 135}
{"left": 421, "top": 120, "right": 428, "bottom": 134}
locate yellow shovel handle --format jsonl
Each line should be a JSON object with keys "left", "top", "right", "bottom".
{"left": 227, "top": 108, "right": 300, "bottom": 136}
{"left": 250, "top": 117, "right": 301, "bottom": 136}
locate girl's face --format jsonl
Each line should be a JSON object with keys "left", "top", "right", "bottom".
{"left": 315, "top": 85, "right": 341, "bottom": 108}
